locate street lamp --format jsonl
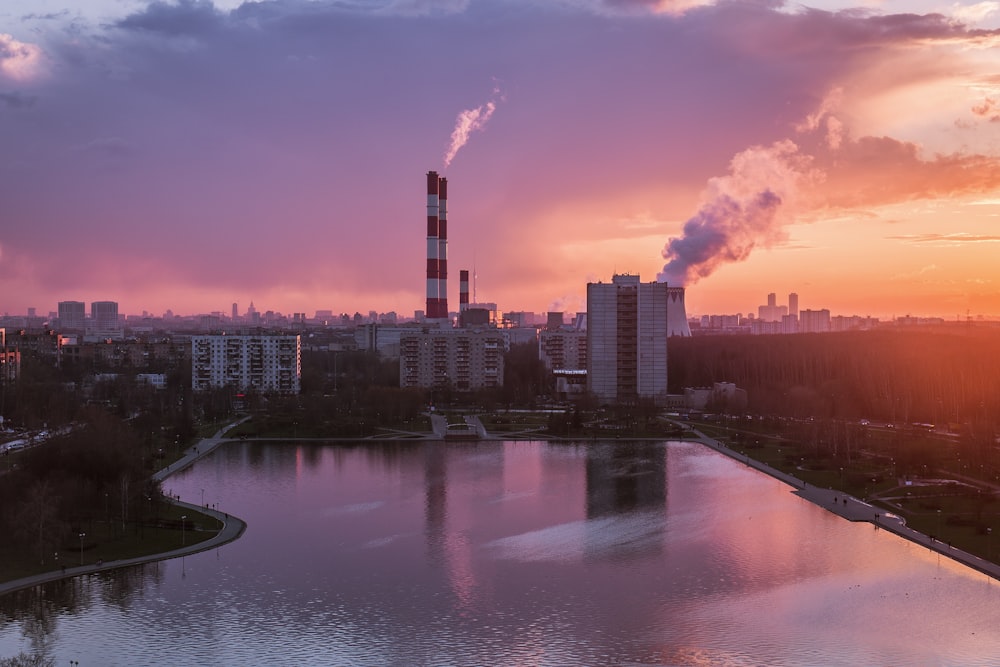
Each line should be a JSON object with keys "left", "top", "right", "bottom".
{"left": 181, "top": 515, "right": 187, "bottom": 545}
{"left": 79, "top": 532, "right": 85, "bottom": 566}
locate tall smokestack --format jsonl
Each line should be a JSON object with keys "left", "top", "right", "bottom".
{"left": 438, "top": 176, "right": 449, "bottom": 319}
{"left": 459, "top": 269, "right": 469, "bottom": 312}
{"left": 666, "top": 286, "right": 692, "bottom": 337}
{"left": 426, "top": 171, "right": 440, "bottom": 319}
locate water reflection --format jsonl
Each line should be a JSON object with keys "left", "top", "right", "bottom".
{"left": 4, "top": 440, "right": 1000, "bottom": 666}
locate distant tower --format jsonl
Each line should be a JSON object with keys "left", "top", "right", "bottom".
{"left": 767, "top": 292, "right": 776, "bottom": 308}
{"left": 788, "top": 292, "right": 799, "bottom": 319}
{"left": 232, "top": 302, "right": 239, "bottom": 322}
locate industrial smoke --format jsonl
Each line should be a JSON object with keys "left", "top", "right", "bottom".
{"left": 658, "top": 140, "right": 810, "bottom": 287}
{"left": 443, "top": 83, "right": 504, "bottom": 167}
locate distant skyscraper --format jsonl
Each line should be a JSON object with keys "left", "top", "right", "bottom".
{"left": 232, "top": 302, "right": 239, "bottom": 322}
{"left": 587, "top": 274, "right": 668, "bottom": 404}
{"left": 788, "top": 292, "right": 799, "bottom": 319}
{"left": 90, "top": 301, "right": 120, "bottom": 336}
{"left": 58, "top": 301, "right": 86, "bottom": 331}
{"left": 758, "top": 292, "right": 787, "bottom": 322}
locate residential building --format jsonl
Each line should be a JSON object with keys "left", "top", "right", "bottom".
{"left": 586, "top": 274, "right": 668, "bottom": 404}
{"left": 399, "top": 328, "right": 504, "bottom": 390}
{"left": 191, "top": 334, "right": 301, "bottom": 393}
{"left": 0, "top": 329, "right": 19, "bottom": 386}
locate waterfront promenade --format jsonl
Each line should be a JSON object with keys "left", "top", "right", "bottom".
{"left": 685, "top": 425, "right": 1000, "bottom": 582}
{"left": 0, "top": 420, "right": 249, "bottom": 597}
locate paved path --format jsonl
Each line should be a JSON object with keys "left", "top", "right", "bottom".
{"left": 0, "top": 419, "right": 250, "bottom": 598}
{"left": 684, "top": 425, "right": 1000, "bottom": 581}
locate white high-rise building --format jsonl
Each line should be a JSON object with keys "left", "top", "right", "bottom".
{"left": 192, "top": 334, "right": 301, "bottom": 394}
{"left": 587, "top": 274, "right": 669, "bottom": 404}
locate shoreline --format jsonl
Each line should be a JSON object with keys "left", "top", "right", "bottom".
{"left": 0, "top": 420, "right": 250, "bottom": 598}
{"left": 684, "top": 426, "right": 1000, "bottom": 582}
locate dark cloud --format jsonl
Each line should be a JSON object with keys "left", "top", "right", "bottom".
{"left": 21, "top": 10, "right": 71, "bottom": 21}
{"left": 114, "top": 0, "right": 224, "bottom": 36}
{"left": 0, "top": 91, "right": 36, "bottom": 108}
{"left": 74, "top": 136, "right": 136, "bottom": 159}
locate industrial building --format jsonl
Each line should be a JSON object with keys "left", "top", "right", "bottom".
{"left": 587, "top": 274, "right": 673, "bottom": 404}
{"left": 191, "top": 333, "right": 301, "bottom": 394}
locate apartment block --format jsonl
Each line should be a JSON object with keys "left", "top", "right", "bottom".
{"left": 399, "top": 328, "right": 504, "bottom": 391}
{"left": 587, "top": 274, "right": 668, "bottom": 404}
{"left": 192, "top": 334, "right": 301, "bottom": 393}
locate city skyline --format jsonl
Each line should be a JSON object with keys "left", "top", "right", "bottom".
{"left": 3, "top": 1, "right": 1000, "bottom": 321}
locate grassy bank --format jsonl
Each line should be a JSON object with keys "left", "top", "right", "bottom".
{"left": 0, "top": 503, "right": 219, "bottom": 584}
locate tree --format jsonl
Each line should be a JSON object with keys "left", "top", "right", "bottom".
{"left": 14, "top": 480, "right": 66, "bottom": 565}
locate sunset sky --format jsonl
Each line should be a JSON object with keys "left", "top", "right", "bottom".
{"left": 3, "top": 0, "right": 1000, "bottom": 321}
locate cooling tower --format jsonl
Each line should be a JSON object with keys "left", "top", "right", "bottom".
{"left": 666, "top": 286, "right": 691, "bottom": 337}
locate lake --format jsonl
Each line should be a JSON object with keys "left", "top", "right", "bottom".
{"left": 2, "top": 439, "right": 1000, "bottom": 665}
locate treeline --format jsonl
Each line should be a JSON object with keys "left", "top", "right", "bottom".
{"left": 668, "top": 328, "right": 1000, "bottom": 426}
{"left": 0, "top": 409, "right": 162, "bottom": 565}
{"left": 241, "top": 345, "right": 551, "bottom": 437}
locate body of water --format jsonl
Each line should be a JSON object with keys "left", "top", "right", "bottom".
{"left": 2, "top": 439, "right": 1000, "bottom": 665}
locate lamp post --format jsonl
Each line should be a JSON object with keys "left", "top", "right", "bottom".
{"left": 79, "top": 532, "right": 85, "bottom": 566}
{"left": 181, "top": 515, "right": 187, "bottom": 545}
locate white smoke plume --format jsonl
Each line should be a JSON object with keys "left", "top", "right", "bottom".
{"left": 658, "top": 139, "right": 813, "bottom": 286}
{"left": 443, "top": 83, "right": 503, "bottom": 167}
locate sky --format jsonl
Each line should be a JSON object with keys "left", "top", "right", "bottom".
{"left": 3, "top": 0, "right": 1000, "bottom": 321}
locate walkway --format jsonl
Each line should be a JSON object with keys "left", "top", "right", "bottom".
{"left": 683, "top": 425, "right": 1000, "bottom": 582}
{"left": 0, "top": 418, "right": 250, "bottom": 598}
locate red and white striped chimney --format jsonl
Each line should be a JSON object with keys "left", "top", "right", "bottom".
{"left": 437, "top": 176, "right": 448, "bottom": 319}
{"left": 426, "top": 171, "right": 440, "bottom": 319}
{"left": 459, "top": 269, "right": 469, "bottom": 312}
